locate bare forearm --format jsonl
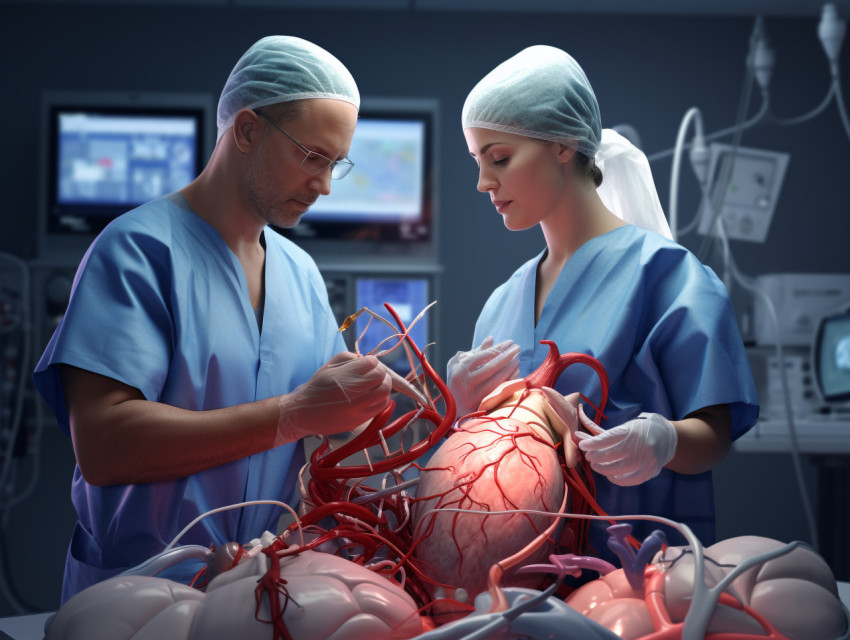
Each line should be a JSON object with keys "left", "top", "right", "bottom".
{"left": 64, "top": 353, "right": 395, "bottom": 486}
{"left": 62, "top": 365, "right": 282, "bottom": 486}
{"left": 78, "top": 397, "right": 281, "bottom": 486}
{"left": 667, "top": 405, "right": 731, "bottom": 475}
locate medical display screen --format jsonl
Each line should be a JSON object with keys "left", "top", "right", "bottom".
{"left": 48, "top": 107, "right": 203, "bottom": 234}
{"left": 276, "top": 105, "right": 435, "bottom": 256}
{"left": 815, "top": 311, "right": 850, "bottom": 402}
{"left": 355, "top": 277, "right": 430, "bottom": 375}
{"left": 308, "top": 119, "right": 425, "bottom": 223}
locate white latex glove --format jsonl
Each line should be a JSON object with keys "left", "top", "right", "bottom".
{"left": 275, "top": 352, "right": 392, "bottom": 446}
{"left": 539, "top": 388, "right": 582, "bottom": 468}
{"left": 576, "top": 404, "right": 678, "bottom": 487}
{"left": 446, "top": 336, "right": 520, "bottom": 419}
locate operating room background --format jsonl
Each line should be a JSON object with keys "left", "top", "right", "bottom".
{"left": 1, "top": 1, "right": 849, "bottom": 615}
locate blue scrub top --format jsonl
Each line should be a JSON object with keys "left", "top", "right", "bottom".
{"left": 472, "top": 225, "right": 759, "bottom": 557}
{"left": 33, "top": 193, "right": 346, "bottom": 601}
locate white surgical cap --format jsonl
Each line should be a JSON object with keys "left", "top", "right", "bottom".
{"left": 217, "top": 35, "right": 360, "bottom": 140}
{"left": 462, "top": 45, "right": 601, "bottom": 158}
{"left": 463, "top": 45, "right": 672, "bottom": 239}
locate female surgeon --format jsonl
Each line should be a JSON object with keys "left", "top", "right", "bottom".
{"left": 446, "top": 45, "right": 759, "bottom": 558}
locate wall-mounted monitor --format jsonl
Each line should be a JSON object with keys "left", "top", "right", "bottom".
{"left": 275, "top": 97, "right": 439, "bottom": 264}
{"left": 38, "top": 90, "right": 215, "bottom": 261}
{"left": 813, "top": 307, "right": 850, "bottom": 405}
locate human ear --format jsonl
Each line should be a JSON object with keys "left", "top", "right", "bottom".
{"left": 232, "top": 109, "right": 262, "bottom": 154}
{"left": 555, "top": 143, "right": 577, "bottom": 164}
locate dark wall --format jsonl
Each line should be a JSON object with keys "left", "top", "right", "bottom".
{"left": 2, "top": 2, "right": 849, "bottom": 616}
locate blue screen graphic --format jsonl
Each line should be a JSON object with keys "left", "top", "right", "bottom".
{"left": 355, "top": 277, "right": 429, "bottom": 374}
{"left": 57, "top": 112, "right": 198, "bottom": 208}
{"left": 817, "top": 313, "right": 850, "bottom": 401}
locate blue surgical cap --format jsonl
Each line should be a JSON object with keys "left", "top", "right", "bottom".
{"left": 217, "top": 35, "right": 360, "bottom": 140}
{"left": 462, "top": 45, "right": 601, "bottom": 158}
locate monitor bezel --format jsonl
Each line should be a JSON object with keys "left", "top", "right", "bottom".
{"left": 38, "top": 90, "right": 215, "bottom": 262}
{"left": 812, "top": 307, "right": 850, "bottom": 403}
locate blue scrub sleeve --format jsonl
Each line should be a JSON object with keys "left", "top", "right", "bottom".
{"left": 35, "top": 225, "right": 174, "bottom": 432}
{"left": 639, "top": 249, "right": 759, "bottom": 439}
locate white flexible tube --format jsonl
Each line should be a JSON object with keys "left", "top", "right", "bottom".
{"left": 162, "top": 499, "right": 304, "bottom": 553}
{"left": 668, "top": 107, "right": 703, "bottom": 242}
{"left": 699, "top": 183, "right": 820, "bottom": 552}
{"left": 731, "top": 257, "right": 821, "bottom": 553}
{"left": 120, "top": 545, "right": 212, "bottom": 577}
{"left": 647, "top": 96, "right": 768, "bottom": 164}
{"left": 769, "top": 81, "right": 836, "bottom": 126}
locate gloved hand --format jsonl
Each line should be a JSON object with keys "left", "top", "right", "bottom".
{"left": 275, "top": 352, "right": 392, "bottom": 447}
{"left": 539, "top": 387, "right": 582, "bottom": 468}
{"left": 446, "top": 336, "right": 520, "bottom": 419}
{"left": 576, "top": 405, "right": 678, "bottom": 486}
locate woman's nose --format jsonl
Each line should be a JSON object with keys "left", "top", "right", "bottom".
{"left": 477, "top": 168, "right": 496, "bottom": 193}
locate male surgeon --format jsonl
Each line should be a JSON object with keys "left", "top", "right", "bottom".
{"left": 34, "top": 35, "right": 392, "bottom": 602}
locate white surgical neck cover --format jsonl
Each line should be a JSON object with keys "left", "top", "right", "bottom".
{"left": 462, "top": 44, "right": 672, "bottom": 240}
{"left": 216, "top": 35, "right": 360, "bottom": 141}
{"left": 596, "top": 129, "right": 673, "bottom": 239}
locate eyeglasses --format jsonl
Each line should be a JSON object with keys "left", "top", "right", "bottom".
{"left": 255, "top": 110, "right": 355, "bottom": 180}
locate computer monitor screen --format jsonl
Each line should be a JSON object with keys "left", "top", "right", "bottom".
{"left": 813, "top": 309, "right": 850, "bottom": 402}
{"left": 50, "top": 108, "right": 202, "bottom": 233}
{"left": 308, "top": 118, "right": 424, "bottom": 224}
{"left": 56, "top": 111, "right": 197, "bottom": 210}
{"left": 277, "top": 98, "right": 437, "bottom": 259}
{"left": 39, "top": 91, "right": 213, "bottom": 259}
{"left": 354, "top": 276, "right": 430, "bottom": 375}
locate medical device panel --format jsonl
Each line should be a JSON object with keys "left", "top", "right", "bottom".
{"left": 695, "top": 143, "right": 789, "bottom": 243}
{"left": 753, "top": 273, "right": 850, "bottom": 347}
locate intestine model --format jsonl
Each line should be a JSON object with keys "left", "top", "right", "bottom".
{"left": 44, "top": 538, "right": 424, "bottom": 640}
{"left": 44, "top": 304, "right": 850, "bottom": 640}
{"left": 408, "top": 521, "right": 850, "bottom": 640}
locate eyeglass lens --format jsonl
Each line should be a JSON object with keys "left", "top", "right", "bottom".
{"left": 257, "top": 110, "right": 353, "bottom": 180}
